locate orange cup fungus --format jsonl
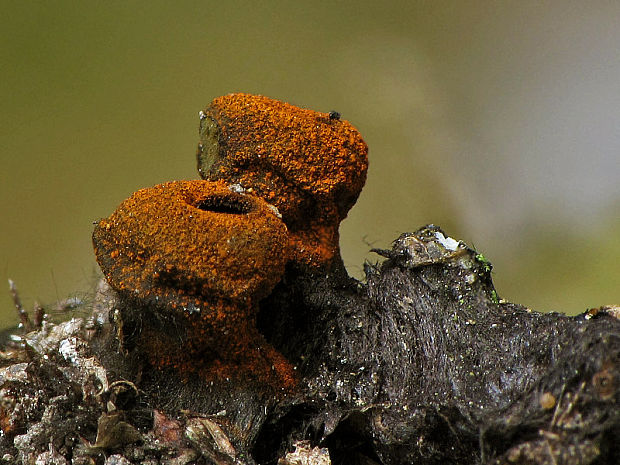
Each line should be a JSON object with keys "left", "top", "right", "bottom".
{"left": 197, "top": 93, "right": 369, "bottom": 268}
{"left": 93, "top": 180, "right": 296, "bottom": 391}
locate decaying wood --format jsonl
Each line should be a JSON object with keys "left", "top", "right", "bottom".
{"left": 0, "top": 225, "right": 618, "bottom": 465}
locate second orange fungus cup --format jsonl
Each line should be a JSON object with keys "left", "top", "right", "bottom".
{"left": 197, "top": 93, "right": 369, "bottom": 268}
{"left": 92, "top": 180, "right": 297, "bottom": 391}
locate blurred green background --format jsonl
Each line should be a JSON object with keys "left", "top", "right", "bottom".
{"left": 1, "top": 1, "right": 618, "bottom": 328}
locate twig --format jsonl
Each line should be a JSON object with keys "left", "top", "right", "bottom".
{"left": 33, "top": 301, "right": 44, "bottom": 327}
{"left": 8, "top": 279, "right": 32, "bottom": 332}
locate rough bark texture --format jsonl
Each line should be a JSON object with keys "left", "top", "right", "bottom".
{"left": 0, "top": 225, "right": 618, "bottom": 465}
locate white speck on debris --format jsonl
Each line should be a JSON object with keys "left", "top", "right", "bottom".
{"left": 267, "top": 204, "right": 282, "bottom": 218}
{"left": 434, "top": 231, "right": 460, "bottom": 251}
{"left": 279, "top": 440, "right": 331, "bottom": 465}
{"left": 228, "top": 183, "right": 247, "bottom": 194}
{"left": 59, "top": 338, "right": 79, "bottom": 364}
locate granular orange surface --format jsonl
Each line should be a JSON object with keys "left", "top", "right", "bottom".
{"left": 94, "top": 94, "right": 370, "bottom": 392}
{"left": 197, "top": 93, "right": 368, "bottom": 267}
{"left": 93, "top": 180, "right": 288, "bottom": 308}
{"left": 93, "top": 180, "right": 296, "bottom": 390}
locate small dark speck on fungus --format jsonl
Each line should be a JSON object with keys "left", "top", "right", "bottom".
{"left": 93, "top": 180, "right": 296, "bottom": 392}
{"left": 196, "top": 93, "right": 368, "bottom": 268}
{"left": 328, "top": 110, "right": 341, "bottom": 120}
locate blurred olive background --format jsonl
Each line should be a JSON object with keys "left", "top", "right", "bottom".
{"left": 1, "top": 1, "right": 619, "bottom": 328}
